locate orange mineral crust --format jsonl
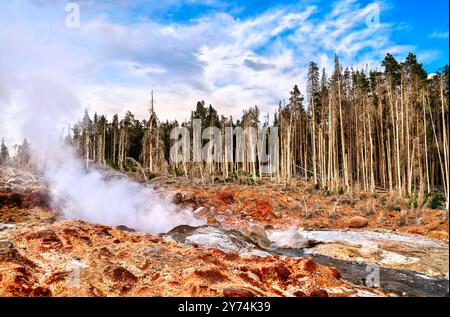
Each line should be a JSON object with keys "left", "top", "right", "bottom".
{"left": 0, "top": 220, "right": 383, "bottom": 297}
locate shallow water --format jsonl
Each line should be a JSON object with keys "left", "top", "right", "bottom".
{"left": 267, "top": 229, "right": 448, "bottom": 249}
{"left": 267, "top": 228, "right": 449, "bottom": 296}
{"left": 271, "top": 247, "right": 449, "bottom": 297}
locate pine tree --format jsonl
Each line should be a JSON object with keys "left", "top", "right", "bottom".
{"left": 307, "top": 62, "right": 320, "bottom": 184}
{"left": 17, "top": 138, "right": 31, "bottom": 167}
{"left": 0, "top": 139, "right": 9, "bottom": 165}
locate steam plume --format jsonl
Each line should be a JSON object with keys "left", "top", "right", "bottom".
{"left": 0, "top": 5, "right": 202, "bottom": 233}
{"left": 45, "top": 146, "right": 201, "bottom": 233}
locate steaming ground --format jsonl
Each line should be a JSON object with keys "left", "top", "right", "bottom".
{"left": 0, "top": 76, "right": 203, "bottom": 234}
{"left": 0, "top": 13, "right": 203, "bottom": 234}
{"left": 44, "top": 146, "right": 203, "bottom": 233}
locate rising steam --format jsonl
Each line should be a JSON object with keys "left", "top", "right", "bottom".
{"left": 44, "top": 146, "right": 202, "bottom": 233}
{"left": 0, "top": 5, "right": 202, "bottom": 233}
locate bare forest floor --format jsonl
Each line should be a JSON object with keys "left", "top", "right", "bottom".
{"left": 160, "top": 178, "right": 449, "bottom": 242}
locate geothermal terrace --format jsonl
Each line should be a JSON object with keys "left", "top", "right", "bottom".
{"left": 0, "top": 167, "right": 448, "bottom": 297}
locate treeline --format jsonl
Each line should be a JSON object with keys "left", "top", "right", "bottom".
{"left": 2, "top": 53, "right": 449, "bottom": 206}
{"left": 0, "top": 138, "right": 31, "bottom": 167}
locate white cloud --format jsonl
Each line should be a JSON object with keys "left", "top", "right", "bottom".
{"left": 416, "top": 49, "right": 442, "bottom": 64}
{"left": 0, "top": 0, "right": 427, "bottom": 144}
{"left": 429, "top": 31, "right": 449, "bottom": 39}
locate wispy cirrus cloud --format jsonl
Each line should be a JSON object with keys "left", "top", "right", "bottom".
{"left": 429, "top": 30, "right": 449, "bottom": 39}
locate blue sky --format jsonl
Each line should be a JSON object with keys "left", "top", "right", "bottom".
{"left": 383, "top": 0, "right": 449, "bottom": 72}
{"left": 0, "top": 0, "right": 449, "bottom": 143}
{"left": 75, "top": 0, "right": 449, "bottom": 71}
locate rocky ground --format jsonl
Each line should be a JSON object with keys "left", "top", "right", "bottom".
{"left": 161, "top": 179, "right": 449, "bottom": 242}
{"left": 0, "top": 167, "right": 448, "bottom": 297}
{"left": 0, "top": 218, "right": 387, "bottom": 297}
